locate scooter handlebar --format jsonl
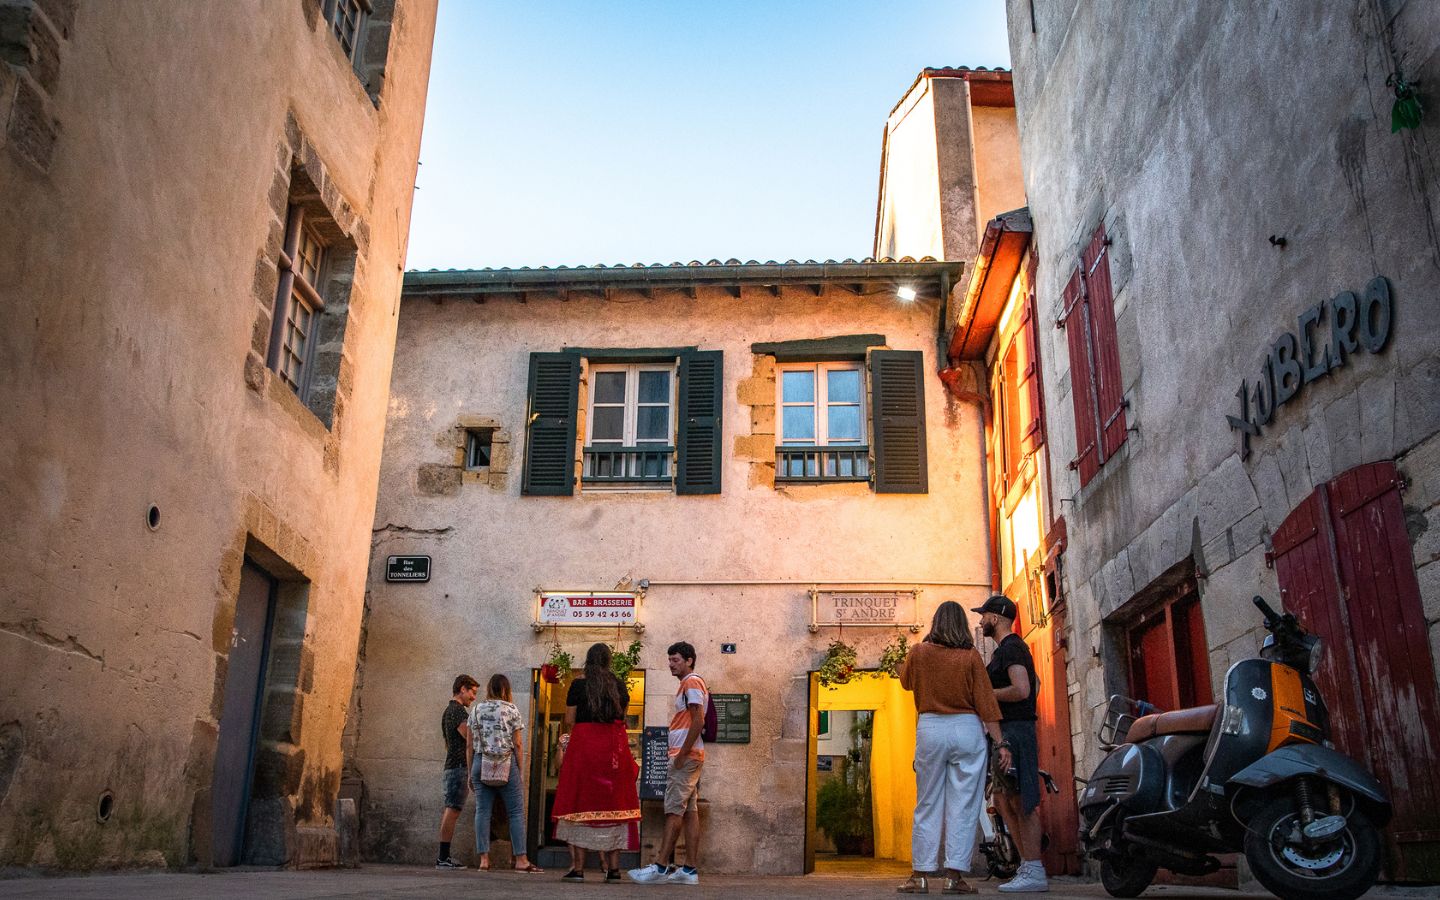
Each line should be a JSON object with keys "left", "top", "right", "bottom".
{"left": 1253, "top": 595, "right": 1282, "bottom": 626}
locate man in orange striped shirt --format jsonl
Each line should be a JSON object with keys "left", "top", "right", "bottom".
{"left": 628, "top": 641, "right": 708, "bottom": 886}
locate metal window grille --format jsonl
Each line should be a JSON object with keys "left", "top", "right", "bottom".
{"left": 774, "top": 445, "right": 870, "bottom": 482}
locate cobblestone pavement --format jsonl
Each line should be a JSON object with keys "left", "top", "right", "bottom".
{"left": 0, "top": 866, "right": 1284, "bottom": 900}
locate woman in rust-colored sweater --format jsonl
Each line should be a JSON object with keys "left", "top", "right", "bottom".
{"left": 896, "top": 601, "right": 1010, "bottom": 894}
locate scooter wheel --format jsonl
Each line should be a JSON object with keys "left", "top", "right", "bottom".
{"left": 1100, "top": 854, "right": 1156, "bottom": 898}
{"left": 1243, "top": 795, "right": 1381, "bottom": 900}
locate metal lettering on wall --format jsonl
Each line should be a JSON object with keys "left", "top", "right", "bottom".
{"left": 1227, "top": 275, "right": 1394, "bottom": 459}
{"left": 810, "top": 589, "right": 922, "bottom": 632}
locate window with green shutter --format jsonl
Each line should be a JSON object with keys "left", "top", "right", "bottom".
{"left": 870, "top": 349, "right": 928, "bottom": 493}
{"left": 676, "top": 351, "right": 723, "bottom": 495}
{"left": 522, "top": 353, "right": 580, "bottom": 496}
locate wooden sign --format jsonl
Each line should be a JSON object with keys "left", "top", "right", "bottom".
{"left": 810, "top": 589, "right": 921, "bottom": 631}
{"left": 639, "top": 727, "right": 670, "bottom": 800}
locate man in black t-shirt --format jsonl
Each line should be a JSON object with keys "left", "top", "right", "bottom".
{"left": 975, "top": 595, "right": 1049, "bottom": 893}
{"left": 437, "top": 674, "right": 479, "bottom": 869}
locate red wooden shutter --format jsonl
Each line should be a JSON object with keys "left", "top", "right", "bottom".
{"left": 1061, "top": 270, "right": 1101, "bottom": 485}
{"left": 1080, "top": 225, "right": 1128, "bottom": 459}
{"left": 1273, "top": 462, "right": 1440, "bottom": 880}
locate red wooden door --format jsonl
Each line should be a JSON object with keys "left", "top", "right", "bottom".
{"left": 1271, "top": 461, "right": 1440, "bottom": 880}
{"left": 1032, "top": 616, "right": 1080, "bottom": 874}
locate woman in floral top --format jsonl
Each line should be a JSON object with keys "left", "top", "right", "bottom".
{"left": 466, "top": 674, "right": 542, "bottom": 872}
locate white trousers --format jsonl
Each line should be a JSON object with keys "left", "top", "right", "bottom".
{"left": 911, "top": 712, "right": 987, "bottom": 873}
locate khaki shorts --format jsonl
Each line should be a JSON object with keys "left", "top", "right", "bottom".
{"left": 664, "top": 756, "right": 703, "bottom": 816}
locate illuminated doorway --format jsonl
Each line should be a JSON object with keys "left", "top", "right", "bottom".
{"left": 527, "top": 668, "right": 646, "bottom": 870}
{"left": 805, "top": 671, "right": 916, "bottom": 875}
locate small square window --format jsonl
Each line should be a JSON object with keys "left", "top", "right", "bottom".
{"left": 775, "top": 361, "right": 869, "bottom": 483}
{"left": 465, "top": 429, "right": 494, "bottom": 470}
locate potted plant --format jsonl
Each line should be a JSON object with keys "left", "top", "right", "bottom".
{"left": 878, "top": 633, "right": 909, "bottom": 678}
{"left": 611, "top": 638, "right": 643, "bottom": 685}
{"left": 815, "top": 759, "right": 874, "bottom": 855}
{"left": 541, "top": 642, "right": 572, "bottom": 684}
{"left": 817, "top": 639, "right": 858, "bottom": 688}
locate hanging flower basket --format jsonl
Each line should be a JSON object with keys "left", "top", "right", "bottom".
{"left": 878, "top": 633, "right": 909, "bottom": 678}
{"left": 611, "top": 639, "right": 643, "bottom": 684}
{"left": 818, "top": 639, "right": 858, "bottom": 689}
{"left": 542, "top": 642, "right": 572, "bottom": 684}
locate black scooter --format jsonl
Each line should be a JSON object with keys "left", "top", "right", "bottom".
{"left": 1078, "top": 596, "right": 1390, "bottom": 900}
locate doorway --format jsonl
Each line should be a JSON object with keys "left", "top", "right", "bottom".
{"left": 805, "top": 672, "right": 916, "bottom": 875}
{"left": 211, "top": 559, "right": 277, "bottom": 867}
{"left": 527, "top": 668, "right": 646, "bottom": 869}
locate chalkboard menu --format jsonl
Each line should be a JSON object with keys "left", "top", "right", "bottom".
{"left": 639, "top": 727, "right": 670, "bottom": 800}
{"left": 711, "top": 693, "right": 751, "bottom": 744}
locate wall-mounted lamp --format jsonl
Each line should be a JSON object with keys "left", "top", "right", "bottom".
{"left": 896, "top": 285, "right": 918, "bottom": 302}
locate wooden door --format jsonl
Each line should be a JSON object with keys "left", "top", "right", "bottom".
{"left": 1033, "top": 615, "right": 1080, "bottom": 874}
{"left": 1271, "top": 461, "right": 1440, "bottom": 880}
{"left": 211, "top": 560, "right": 276, "bottom": 866}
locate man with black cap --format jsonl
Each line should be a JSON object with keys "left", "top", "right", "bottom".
{"left": 974, "top": 595, "right": 1048, "bottom": 893}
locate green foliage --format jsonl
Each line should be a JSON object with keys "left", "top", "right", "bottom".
{"left": 611, "top": 639, "right": 643, "bottom": 682}
{"left": 878, "top": 633, "right": 909, "bottom": 677}
{"left": 1388, "top": 72, "right": 1424, "bottom": 133}
{"left": 545, "top": 642, "right": 572, "bottom": 671}
{"left": 815, "top": 774, "right": 872, "bottom": 841}
{"left": 817, "top": 639, "right": 857, "bottom": 689}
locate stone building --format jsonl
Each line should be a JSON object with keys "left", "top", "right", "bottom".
{"left": 1004, "top": 0, "right": 1440, "bottom": 882}
{"left": 349, "top": 259, "right": 985, "bottom": 874}
{"left": 0, "top": 0, "right": 436, "bottom": 869}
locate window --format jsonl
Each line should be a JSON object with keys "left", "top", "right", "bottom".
{"left": 775, "top": 362, "right": 869, "bottom": 481}
{"left": 464, "top": 429, "right": 494, "bottom": 470}
{"left": 324, "top": 0, "right": 370, "bottom": 65}
{"left": 268, "top": 206, "right": 329, "bottom": 398}
{"left": 582, "top": 363, "right": 676, "bottom": 487}
{"left": 993, "top": 287, "right": 1044, "bottom": 498}
{"left": 1060, "top": 224, "right": 1126, "bottom": 487}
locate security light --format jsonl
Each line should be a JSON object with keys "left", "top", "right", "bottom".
{"left": 896, "top": 285, "right": 918, "bottom": 302}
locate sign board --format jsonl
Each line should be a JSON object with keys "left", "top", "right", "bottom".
{"left": 385, "top": 555, "right": 431, "bottom": 583}
{"left": 710, "top": 693, "right": 751, "bottom": 744}
{"left": 536, "top": 591, "right": 638, "bottom": 627}
{"left": 639, "top": 727, "right": 670, "bottom": 800}
{"left": 811, "top": 589, "right": 920, "bottom": 630}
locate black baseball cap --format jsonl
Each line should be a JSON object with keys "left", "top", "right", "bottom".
{"left": 972, "top": 595, "right": 1018, "bottom": 620}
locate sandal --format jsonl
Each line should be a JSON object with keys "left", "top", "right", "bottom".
{"left": 942, "top": 876, "right": 978, "bottom": 894}
{"left": 476, "top": 863, "right": 490, "bottom": 872}
{"left": 515, "top": 862, "right": 545, "bottom": 874}
{"left": 898, "top": 874, "right": 930, "bottom": 894}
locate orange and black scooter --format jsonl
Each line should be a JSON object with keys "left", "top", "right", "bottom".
{"left": 1078, "top": 596, "right": 1389, "bottom": 900}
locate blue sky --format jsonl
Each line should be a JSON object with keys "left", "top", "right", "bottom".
{"left": 405, "top": 1, "right": 1011, "bottom": 271}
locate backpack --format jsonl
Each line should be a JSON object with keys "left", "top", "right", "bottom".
{"left": 695, "top": 675, "right": 718, "bottom": 743}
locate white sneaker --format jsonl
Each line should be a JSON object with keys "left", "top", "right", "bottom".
{"left": 627, "top": 863, "right": 671, "bottom": 884}
{"left": 666, "top": 866, "right": 699, "bottom": 885}
{"left": 998, "top": 861, "right": 1049, "bottom": 892}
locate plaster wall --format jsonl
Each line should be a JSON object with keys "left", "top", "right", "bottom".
{"left": 1003, "top": 0, "right": 1440, "bottom": 781}
{"left": 970, "top": 105, "right": 1024, "bottom": 231}
{"left": 0, "top": 0, "right": 436, "bottom": 868}
{"left": 350, "top": 285, "right": 992, "bottom": 873}
{"left": 876, "top": 80, "right": 946, "bottom": 261}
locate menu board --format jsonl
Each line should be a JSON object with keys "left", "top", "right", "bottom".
{"left": 639, "top": 727, "right": 670, "bottom": 800}
{"left": 711, "top": 693, "right": 751, "bottom": 744}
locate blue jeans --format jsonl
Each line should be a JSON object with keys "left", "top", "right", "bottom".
{"left": 470, "top": 757, "right": 526, "bottom": 855}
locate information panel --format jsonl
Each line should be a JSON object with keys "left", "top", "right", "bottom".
{"left": 537, "top": 591, "right": 638, "bottom": 626}
{"left": 639, "top": 726, "right": 670, "bottom": 800}
{"left": 710, "top": 693, "right": 751, "bottom": 744}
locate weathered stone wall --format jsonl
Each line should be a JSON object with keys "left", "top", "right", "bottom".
{"left": 0, "top": 0, "right": 436, "bottom": 869}
{"left": 349, "top": 284, "right": 992, "bottom": 873}
{"left": 1004, "top": 0, "right": 1440, "bottom": 781}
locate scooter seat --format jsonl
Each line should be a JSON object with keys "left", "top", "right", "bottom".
{"left": 1127, "top": 704, "right": 1218, "bottom": 742}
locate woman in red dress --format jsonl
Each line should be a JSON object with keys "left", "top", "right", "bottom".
{"left": 552, "top": 643, "right": 641, "bottom": 882}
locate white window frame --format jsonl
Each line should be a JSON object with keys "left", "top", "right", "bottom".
{"left": 585, "top": 363, "right": 677, "bottom": 448}
{"left": 776, "top": 362, "right": 866, "bottom": 446}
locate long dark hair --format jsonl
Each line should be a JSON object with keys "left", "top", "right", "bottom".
{"left": 582, "top": 643, "right": 624, "bottom": 722}
{"left": 487, "top": 673, "right": 511, "bottom": 701}
{"left": 924, "top": 601, "right": 975, "bottom": 649}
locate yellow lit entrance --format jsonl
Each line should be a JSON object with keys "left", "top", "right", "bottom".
{"left": 528, "top": 669, "right": 646, "bottom": 869}
{"left": 806, "top": 671, "right": 917, "bottom": 874}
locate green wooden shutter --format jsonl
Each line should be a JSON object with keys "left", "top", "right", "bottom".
{"left": 522, "top": 352, "right": 579, "bottom": 496}
{"left": 676, "top": 350, "right": 723, "bottom": 495}
{"left": 871, "top": 349, "right": 928, "bottom": 493}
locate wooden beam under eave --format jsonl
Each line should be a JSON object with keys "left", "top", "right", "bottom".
{"left": 769, "top": 284, "right": 782, "bottom": 297}
{"left": 809, "top": 283, "right": 824, "bottom": 297}
{"left": 725, "top": 285, "right": 741, "bottom": 299}
{"left": 685, "top": 285, "right": 698, "bottom": 300}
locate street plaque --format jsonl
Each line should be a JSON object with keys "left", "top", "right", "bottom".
{"left": 710, "top": 693, "right": 751, "bottom": 744}
{"left": 385, "top": 555, "right": 431, "bottom": 583}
